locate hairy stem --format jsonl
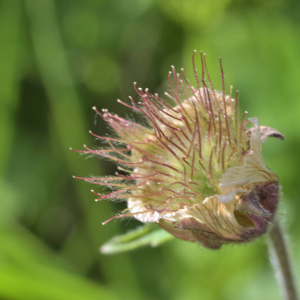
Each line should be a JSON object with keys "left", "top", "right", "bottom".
{"left": 268, "top": 217, "right": 298, "bottom": 300}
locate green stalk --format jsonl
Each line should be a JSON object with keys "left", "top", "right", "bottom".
{"left": 268, "top": 218, "right": 298, "bottom": 300}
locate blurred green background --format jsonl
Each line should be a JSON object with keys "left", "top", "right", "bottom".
{"left": 1, "top": 0, "right": 300, "bottom": 299}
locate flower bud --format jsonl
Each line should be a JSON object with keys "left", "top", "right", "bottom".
{"left": 74, "top": 51, "right": 284, "bottom": 249}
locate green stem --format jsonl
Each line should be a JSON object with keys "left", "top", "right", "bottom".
{"left": 268, "top": 217, "right": 298, "bottom": 300}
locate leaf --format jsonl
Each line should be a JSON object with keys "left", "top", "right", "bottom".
{"left": 100, "top": 224, "right": 174, "bottom": 255}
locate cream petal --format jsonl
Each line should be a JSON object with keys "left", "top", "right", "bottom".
{"left": 164, "top": 195, "right": 246, "bottom": 240}
{"left": 216, "top": 189, "right": 247, "bottom": 203}
{"left": 219, "top": 117, "right": 278, "bottom": 194}
{"left": 259, "top": 126, "right": 284, "bottom": 142}
{"left": 127, "top": 198, "right": 161, "bottom": 223}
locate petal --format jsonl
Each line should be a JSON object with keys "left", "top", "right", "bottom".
{"left": 219, "top": 117, "right": 278, "bottom": 194}
{"left": 216, "top": 188, "right": 247, "bottom": 203}
{"left": 127, "top": 198, "right": 161, "bottom": 223}
{"left": 158, "top": 219, "right": 196, "bottom": 242}
{"left": 259, "top": 126, "right": 284, "bottom": 142}
{"left": 164, "top": 195, "right": 247, "bottom": 240}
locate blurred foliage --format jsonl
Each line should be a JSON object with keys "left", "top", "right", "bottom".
{"left": 1, "top": 0, "right": 300, "bottom": 299}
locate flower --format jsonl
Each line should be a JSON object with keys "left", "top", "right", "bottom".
{"left": 73, "top": 51, "right": 284, "bottom": 249}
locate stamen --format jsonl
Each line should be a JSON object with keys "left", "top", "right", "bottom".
{"left": 235, "top": 90, "right": 239, "bottom": 141}
{"left": 209, "top": 146, "right": 216, "bottom": 180}
{"left": 164, "top": 92, "right": 177, "bottom": 106}
{"left": 219, "top": 57, "right": 231, "bottom": 147}
{"left": 102, "top": 210, "right": 153, "bottom": 225}
{"left": 164, "top": 134, "right": 187, "bottom": 155}
{"left": 170, "top": 128, "right": 186, "bottom": 149}
{"left": 221, "top": 139, "right": 227, "bottom": 171}
{"left": 190, "top": 147, "right": 196, "bottom": 182}
{"left": 203, "top": 53, "right": 218, "bottom": 108}
{"left": 181, "top": 68, "right": 200, "bottom": 104}
{"left": 239, "top": 111, "right": 248, "bottom": 146}
{"left": 186, "top": 117, "right": 197, "bottom": 158}
{"left": 150, "top": 93, "right": 179, "bottom": 113}
{"left": 192, "top": 50, "right": 201, "bottom": 92}
{"left": 88, "top": 132, "right": 148, "bottom": 145}
{"left": 156, "top": 135, "right": 180, "bottom": 160}
{"left": 177, "top": 72, "right": 193, "bottom": 99}
{"left": 117, "top": 99, "right": 141, "bottom": 112}
{"left": 168, "top": 68, "right": 193, "bottom": 123}
{"left": 107, "top": 140, "right": 131, "bottom": 160}
{"left": 218, "top": 110, "right": 222, "bottom": 165}
{"left": 177, "top": 128, "right": 191, "bottom": 143}
{"left": 226, "top": 146, "right": 237, "bottom": 164}
{"left": 96, "top": 181, "right": 147, "bottom": 201}
{"left": 203, "top": 79, "right": 217, "bottom": 134}
{"left": 192, "top": 101, "right": 202, "bottom": 160}
{"left": 143, "top": 158, "right": 182, "bottom": 174}
{"left": 73, "top": 176, "right": 124, "bottom": 181}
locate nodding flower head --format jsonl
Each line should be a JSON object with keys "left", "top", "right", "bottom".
{"left": 73, "top": 51, "right": 284, "bottom": 249}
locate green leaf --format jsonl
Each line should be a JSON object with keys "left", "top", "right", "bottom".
{"left": 100, "top": 224, "right": 174, "bottom": 255}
